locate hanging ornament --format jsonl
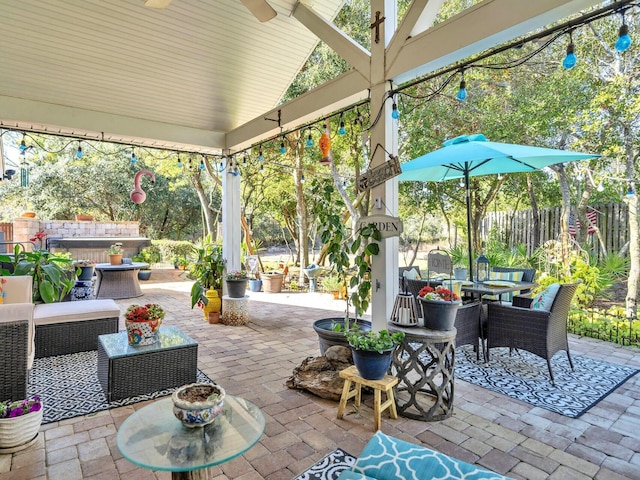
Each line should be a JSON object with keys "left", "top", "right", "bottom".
{"left": 130, "top": 170, "right": 155, "bottom": 204}
{"left": 319, "top": 128, "right": 331, "bottom": 165}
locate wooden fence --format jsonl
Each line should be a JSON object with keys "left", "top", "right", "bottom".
{"left": 482, "top": 203, "right": 630, "bottom": 258}
{"left": 0, "top": 222, "right": 12, "bottom": 253}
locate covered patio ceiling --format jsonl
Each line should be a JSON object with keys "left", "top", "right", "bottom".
{"left": 0, "top": 0, "right": 602, "bottom": 156}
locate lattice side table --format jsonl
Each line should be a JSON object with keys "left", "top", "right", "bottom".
{"left": 221, "top": 295, "right": 250, "bottom": 326}
{"left": 387, "top": 323, "right": 456, "bottom": 421}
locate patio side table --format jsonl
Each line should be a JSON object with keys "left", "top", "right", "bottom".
{"left": 387, "top": 323, "right": 456, "bottom": 421}
{"left": 97, "top": 326, "right": 198, "bottom": 402}
{"left": 221, "top": 295, "right": 249, "bottom": 326}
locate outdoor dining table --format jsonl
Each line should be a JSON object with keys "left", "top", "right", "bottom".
{"left": 94, "top": 262, "right": 149, "bottom": 299}
{"left": 460, "top": 280, "right": 537, "bottom": 303}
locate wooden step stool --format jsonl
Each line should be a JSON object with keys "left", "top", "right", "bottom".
{"left": 337, "top": 365, "right": 398, "bottom": 431}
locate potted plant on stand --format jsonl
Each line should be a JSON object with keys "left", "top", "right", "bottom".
{"left": 346, "top": 329, "right": 405, "bottom": 380}
{"left": 417, "top": 285, "right": 461, "bottom": 330}
{"left": 225, "top": 270, "right": 248, "bottom": 298}
{"left": 189, "top": 236, "right": 225, "bottom": 321}
{"left": 0, "top": 395, "right": 43, "bottom": 452}
{"left": 107, "top": 243, "right": 123, "bottom": 265}
{"left": 73, "top": 259, "right": 96, "bottom": 281}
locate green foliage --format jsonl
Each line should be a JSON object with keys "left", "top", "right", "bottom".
{"left": 152, "top": 240, "right": 194, "bottom": 265}
{"left": 346, "top": 329, "right": 405, "bottom": 354}
{"left": 350, "top": 223, "right": 381, "bottom": 318}
{"left": 569, "top": 307, "right": 640, "bottom": 348}
{"left": 188, "top": 236, "right": 225, "bottom": 308}
{"left": 321, "top": 274, "right": 342, "bottom": 292}
{"left": 133, "top": 245, "right": 162, "bottom": 264}
{"left": 0, "top": 245, "right": 75, "bottom": 303}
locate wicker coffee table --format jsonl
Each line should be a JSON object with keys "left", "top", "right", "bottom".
{"left": 97, "top": 326, "right": 198, "bottom": 402}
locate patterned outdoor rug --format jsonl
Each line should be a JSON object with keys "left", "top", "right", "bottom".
{"left": 455, "top": 346, "right": 638, "bottom": 418}
{"left": 28, "top": 351, "right": 214, "bottom": 424}
{"left": 292, "top": 448, "right": 356, "bottom": 480}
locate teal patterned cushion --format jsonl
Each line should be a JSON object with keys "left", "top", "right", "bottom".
{"left": 531, "top": 283, "right": 560, "bottom": 311}
{"left": 347, "top": 431, "right": 511, "bottom": 480}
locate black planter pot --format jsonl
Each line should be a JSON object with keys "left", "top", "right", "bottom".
{"left": 226, "top": 279, "right": 248, "bottom": 298}
{"left": 351, "top": 347, "right": 393, "bottom": 380}
{"left": 312, "top": 318, "right": 371, "bottom": 355}
{"left": 419, "top": 298, "right": 461, "bottom": 330}
{"left": 77, "top": 266, "right": 94, "bottom": 281}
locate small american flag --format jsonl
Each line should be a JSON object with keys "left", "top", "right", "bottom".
{"left": 569, "top": 209, "right": 598, "bottom": 236}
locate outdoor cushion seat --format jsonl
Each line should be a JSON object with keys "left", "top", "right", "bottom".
{"left": 338, "top": 431, "right": 511, "bottom": 480}
{"left": 34, "top": 299, "right": 120, "bottom": 325}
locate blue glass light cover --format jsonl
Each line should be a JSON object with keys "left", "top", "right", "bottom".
{"left": 279, "top": 142, "right": 286, "bottom": 154}
{"left": 615, "top": 24, "right": 632, "bottom": 52}
{"left": 339, "top": 121, "right": 346, "bottom": 135}
{"left": 391, "top": 103, "right": 400, "bottom": 119}
{"left": 76, "top": 146, "right": 83, "bottom": 158}
{"left": 456, "top": 80, "right": 467, "bottom": 101}
{"left": 131, "top": 153, "right": 137, "bottom": 163}
{"left": 562, "top": 43, "right": 577, "bottom": 69}
{"left": 306, "top": 134, "right": 313, "bottom": 147}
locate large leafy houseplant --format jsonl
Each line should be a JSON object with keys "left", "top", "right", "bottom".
{"left": 346, "top": 329, "right": 405, "bottom": 354}
{"left": 189, "top": 236, "right": 225, "bottom": 308}
{"left": 0, "top": 245, "right": 75, "bottom": 303}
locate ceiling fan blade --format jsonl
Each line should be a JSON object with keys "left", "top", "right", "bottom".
{"left": 144, "top": 0, "right": 173, "bottom": 9}
{"left": 239, "top": 0, "right": 277, "bottom": 22}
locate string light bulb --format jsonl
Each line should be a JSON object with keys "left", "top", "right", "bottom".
{"left": 497, "top": 173, "right": 503, "bottom": 180}
{"left": 615, "top": 11, "right": 632, "bottom": 52}
{"left": 130, "top": 150, "right": 137, "bottom": 163}
{"left": 280, "top": 137, "right": 286, "bottom": 154}
{"left": 338, "top": 114, "right": 346, "bottom": 135}
{"left": 391, "top": 101, "right": 400, "bottom": 119}
{"left": 76, "top": 144, "right": 83, "bottom": 159}
{"left": 258, "top": 146, "right": 264, "bottom": 162}
{"left": 459, "top": 178, "right": 465, "bottom": 188}
{"left": 177, "top": 155, "right": 182, "bottom": 168}
{"left": 200, "top": 157, "right": 205, "bottom": 170}
{"left": 19, "top": 135, "right": 27, "bottom": 153}
{"left": 562, "top": 32, "right": 577, "bottom": 69}
{"left": 456, "top": 72, "right": 467, "bottom": 101}
{"left": 597, "top": 182, "right": 604, "bottom": 192}
{"left": 260, "top": 164, "right": 265, "bottom": 174}
{"left": 306, "top": 131, "right": 313, "bottom": 147}
{"left": 301, "top": 174, "right": 305, "bottom": 183}
{"left": 627, "top": 182, "right": 635, "bottom": 196}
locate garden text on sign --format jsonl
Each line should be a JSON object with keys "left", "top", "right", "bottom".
{"left": 357, "top": 215, "right": 403, "bottom": 239}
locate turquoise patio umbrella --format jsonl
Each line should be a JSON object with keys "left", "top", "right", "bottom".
{"left": 398, "top": 134, "right": 600, "bottom": 279}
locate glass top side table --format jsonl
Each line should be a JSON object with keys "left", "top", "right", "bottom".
{"left": 116, "top": 396, "right": 265, "bottom": 478}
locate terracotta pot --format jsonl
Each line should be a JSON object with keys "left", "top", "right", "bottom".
{"left": 207, "top": 312, "right": 220, "bottom": 324}
{"left": 108, "top": 254, "right": 122, "bottom": 265}
{"left": 75, "top": 214, "right": 93, "bottom": 221}
{"left": 21, "top": 211, "right": 36, "bottom": 218}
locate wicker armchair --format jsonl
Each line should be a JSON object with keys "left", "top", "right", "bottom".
{"left": 486, "top": 283, "right": 578, "bottom": 384}
{"left": 454, "top": 302, "right": 484, "bottom": 361}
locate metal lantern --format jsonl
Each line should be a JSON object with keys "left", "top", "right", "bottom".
{"left": 476, "top": 254, "right": 490, "bottom": 282}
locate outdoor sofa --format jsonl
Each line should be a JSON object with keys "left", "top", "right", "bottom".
{"left": 0, "top": 275, "right": 120, "bottom": 400}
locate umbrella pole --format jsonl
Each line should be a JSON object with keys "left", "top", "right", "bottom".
{"left": 465, "top": 166, "right": 474, "bottom": 281}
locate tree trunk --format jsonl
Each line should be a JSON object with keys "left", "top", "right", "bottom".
{"left": 623, "top": 124, "right": 639, "bottom": 320}
{"left": 294, "top": 140, "right": 309, "bottom": 283}
{"left": 191, "top": 172, "right": 215, "bottom": 237}
{"left": 526, "top": 174, "right": 540, "bottom": 250}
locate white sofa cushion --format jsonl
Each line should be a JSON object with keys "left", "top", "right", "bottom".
{"left": 34, "top": 299, "right": 121, "bottom": 325}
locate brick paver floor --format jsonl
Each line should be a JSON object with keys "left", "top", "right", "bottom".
{"left": 1, "top": 269, "right": 639, "bottom": 479}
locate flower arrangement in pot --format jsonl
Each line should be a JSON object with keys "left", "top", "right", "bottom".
{"left": 225, "top": 269, "right": 248, "bottom": 298}
{"left": 172, "top": 383, "right": 225, "bottom": 428}
{"left": 107, "top": 243, "right": 123, "bottom": 265}
{"left": 345, "top": 329, "right": 405, "bottom": 380}
{"left": 124, "top": 303, "right": 165, "bottom": 346}
{"left": 0, "top": 395, "right": 43, "bottom": 451}
{"left": 417, "top": 285, "right": 461, "bottom": 331}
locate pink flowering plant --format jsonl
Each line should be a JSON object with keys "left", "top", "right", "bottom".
{"left": 226, "top": 270, "right": 247, "bottom": 280}
{"left": 418, "top": 285, "right": 460, "bottom": 302}
{"left": 0, "top": 395, "right": 42, "bottom": 418}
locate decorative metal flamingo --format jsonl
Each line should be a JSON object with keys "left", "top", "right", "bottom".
{"left": 130, "top": 170, "right": 155, "bottom": 204}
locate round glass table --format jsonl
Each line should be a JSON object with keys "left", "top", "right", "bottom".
{"left": 116, "top": 395, "right": 265, "bottom": 480}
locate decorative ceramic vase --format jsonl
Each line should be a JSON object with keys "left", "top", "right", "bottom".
{"left": 419, "top": 298, "right": 461, "bottom": 331}
{"left": 0, "top": 408, "right": 43, "bottom": 451}
{"left": 351, "top": 347, "right": 393, "bottom": 380}
{"left": 108, "top": 254, "right": 122, "bottom": 265}
{"left": 137, "top": 269, "right": 152, "bottom": 281}
{"left": 172, "top": 383, "right": 225, "bottom": 428}
{"left": 226, "top": 279, "right": 247, "bottom": 298}
{"left": 125, "top": 318, "right": 161, "bottom": 346}
{"left": 203, "top": 288, "right": 221, "bottom": 322}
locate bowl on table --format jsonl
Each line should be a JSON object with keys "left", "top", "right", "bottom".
{"left": 171, "top": 383, "right": 225, "bottom": 428}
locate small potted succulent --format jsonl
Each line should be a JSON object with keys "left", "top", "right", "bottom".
{"left": 345, "top": 329, "right": 405, "bottom": 380}
{"left": 417, "top": 285, "right": 461, "bottom": 331}
{"left": 172, "top": 383, "right": 225, "bottom": 428}
{"left": 124, "top": 303, "right": 165, "bottom": 346}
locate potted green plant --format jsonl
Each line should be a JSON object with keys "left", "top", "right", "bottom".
{"left": 107, "top": 243, "right": 123, "bottom": 265}
{"left": 346, "top": 329, "right": 405, "bottom": 380}
{"left": 73, "top": 259, "right": 96, "bottom": 281}
{"left": 321, "top": 273, "right": 342, "bottom": 299}
{"left": 189, "top": 237, "right": 225, "bottom": 309}
{"left": 0, "top": 245, "right": 75, "bottom": 303}
{"left": 225, "top": 269, "right": 248, "bottom": 298}
{"left": 133, "top": 248, "right": 159, "bottom": 281}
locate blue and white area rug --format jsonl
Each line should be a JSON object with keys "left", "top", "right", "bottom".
{"left": 28, "top": 351, "right": 214, "bottom": 424}
{"left": 292, "top": 448, "right": 356, "bottom": 480}
{"left": 455, "top": 346, "right": 638, "bottom": 418}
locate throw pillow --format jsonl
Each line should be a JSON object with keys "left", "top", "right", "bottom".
{"left": 483, "top": 270, "right": 524, "bottom": 302}
{"left": 531, "top": 283, "right": 560, "bottom": 311}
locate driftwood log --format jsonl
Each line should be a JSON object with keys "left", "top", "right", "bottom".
{"left": 286, "top": 346, "right": 353, "bottom": 401}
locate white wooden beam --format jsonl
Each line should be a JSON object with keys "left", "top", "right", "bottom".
{"left": 0, "top": 95, "right": 224, "bottom": 153}
{"left": 225, "top": 70, "right": 370, "bottom": 151}
{"left": 293, "top": 2, "right": 371, "bottom": 78}
{"left": 388, "top": 0, "right": 603, "bottom": 83}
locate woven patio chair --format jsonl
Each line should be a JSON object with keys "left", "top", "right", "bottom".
{"left": 486, "top": 283, "right": 578, "bottom": 385}
{"left": 454, "top": 302, "right": 484, "bottom": 361}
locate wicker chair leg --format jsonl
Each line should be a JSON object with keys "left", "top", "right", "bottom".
{"left": 547, "top": 360, "right": 555, "bottom": 385}
{"left": 566, "top": 351, "right": 575, "bottom": 371}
